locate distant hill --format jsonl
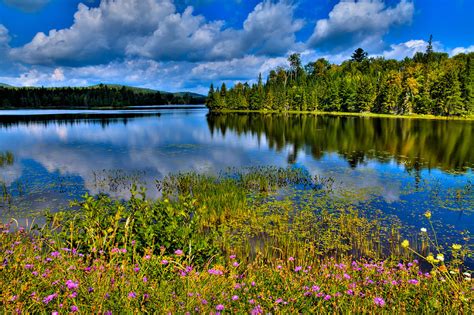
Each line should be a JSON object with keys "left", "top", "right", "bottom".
{"left": 89, "top": 84, "right": 158, "bottom": 94}
{"left": 0, "top": 83, "right": 206, "bottom": 108}
{"left": 1, "top": 83, "right": 205, "bottom": 99}
{"left": 95, "top": 84, "right": 206, "bottom": 99}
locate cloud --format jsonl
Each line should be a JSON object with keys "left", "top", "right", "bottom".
{"left": 10, "top": 0, "right": 176, "bottom": 65}
{"left": 2, "top": 0, "right": 50, "bottom": 12}
{"left": 10, "top": 0, "right": 303, "bottom": 66}
{"left": 52, "top": 68, "right": 65, "bottom": 81}
{"left": 450, "top": 45, "right": 474, "bottom": 56}
{"left": 241, "top": 1, "right": 304, "bottom": 56}
{"left": 308, "top": 0, "right": 414, "bottom": 53}
{"left": 0, "top": 24, "right": 11, "bottom": 67}
{"left": 190, "top": 55, "right": 287, "bottom": 81}
{"left": 0, "top": 24, "right": 10, "bottom": 45}
{"left": 380, "top": 39, "right": 474, "bottom": 60}
{"left": 381, "top": 40, "right": 429, "bottom": 60}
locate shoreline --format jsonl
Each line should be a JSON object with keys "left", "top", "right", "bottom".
{"left": 209, "top": 109, "right": 474, "bottom": 121}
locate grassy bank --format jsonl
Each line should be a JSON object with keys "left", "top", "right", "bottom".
{"left": 1, "top": 169, "right": 472, "bottom": 313}
{"left": 210, "top": 109, "right": 474, "bottom": 121}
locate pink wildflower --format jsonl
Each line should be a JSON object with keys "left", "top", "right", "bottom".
{"left": 374, "top": 297, "right": 386, "bottom": 307}
{"left": 66, "top": 280, "right": 79, "bottom": 290}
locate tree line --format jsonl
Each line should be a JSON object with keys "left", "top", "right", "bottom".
{"left": 0, "top": 84, "right": 205, "bottom": 108}
{"left": 206, "top": 40, "right": 474, "bottom": 116}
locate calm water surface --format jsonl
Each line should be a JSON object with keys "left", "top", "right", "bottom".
{"left": 0, "top": 106, "right": 472, "bottom": 256}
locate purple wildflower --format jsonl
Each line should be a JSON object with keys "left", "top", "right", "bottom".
{"left": 71, "top": 305, "right": 78, "bottom": 312}
{"left": 66, "top": 280, "right": 79, "bottom": 290}
{"left": 374, "top": 297, "right": 386, "bottom": 307}
{"left": 43, "top": 293, "right": 58, "bottom": 304}
{"left": 232, "top": 295, "right": 239, "bottom": 301}
{"left": 128, "top": 292, "right": 137, "bottom": 299}
{"left": 216, "top": 304, "right": 225, "bottom": 311}
{"left": 175, "top": 249, "right": 184, "bottom": 256}
{"left": 208, "top": 269, "right": 223, "bottom": 276}
{"left": 251, "top": 305, "right": 263, "bottom": 315}
{"left": 408, "top": 279, "right": 419, "bottom": 285}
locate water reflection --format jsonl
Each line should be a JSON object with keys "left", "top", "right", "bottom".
{"left": 207, "top": 112, "right": 474, "bottom": 173}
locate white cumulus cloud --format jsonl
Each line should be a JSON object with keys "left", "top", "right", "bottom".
{"left": 308, "top": 0, "right": 414, "bottom": 52}
{"left": 450, "top": 45, "right": 474, "bottom": 56}
{"left": 381, "top": 40, "right": 429, "bottom": 59}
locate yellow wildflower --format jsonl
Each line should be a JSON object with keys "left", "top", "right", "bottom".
{"left": 452, "top": 244, "right": 462, "bottom": 250}
{"left": 426, "top": 254, "right": 435, "bottom": 263}
{"left": 424, "top": 211, "right": 432, "bottom": 219}
{"left": 401, "top": 240, "right": 410, "bottom": 248}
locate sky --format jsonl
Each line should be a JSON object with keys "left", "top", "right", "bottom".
{"left": 0, "top": 0, "right": 473, "bottom": 94}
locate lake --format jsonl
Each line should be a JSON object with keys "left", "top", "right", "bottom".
{"left": 0, "top": 106, "right": 472, "bottom": 259}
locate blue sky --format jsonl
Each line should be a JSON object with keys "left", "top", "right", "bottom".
{"left": 0, "top": 0, "right": 473, "bottom": 93}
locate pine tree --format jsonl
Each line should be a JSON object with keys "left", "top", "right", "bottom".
{"left": 351, "top": 48, "right": 368, "bottom": 63}
{"left": 206, "top": 84, "right": 215, "bottom": 109}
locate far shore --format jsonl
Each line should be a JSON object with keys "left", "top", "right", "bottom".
{"left": 210, "top": 109, "right": 474, "bottom": 121}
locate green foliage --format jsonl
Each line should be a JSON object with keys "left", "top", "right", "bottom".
{"left": 206, "top": 46, "right": 474, "bottom": 117}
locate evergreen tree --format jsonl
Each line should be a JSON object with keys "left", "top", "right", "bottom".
{"left": 351, "top": 48, "right": 368, "bottom": 63}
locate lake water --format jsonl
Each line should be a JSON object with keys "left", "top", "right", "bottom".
{"left": 0, "top": 106, "right": 472, "bottom": 259}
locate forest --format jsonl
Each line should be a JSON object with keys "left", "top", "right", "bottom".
{"left": 206, "top": 41, "right": 474, "bottom": 117}
{"left": 0, "top": 84, "right": 205, "bottom": 108}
